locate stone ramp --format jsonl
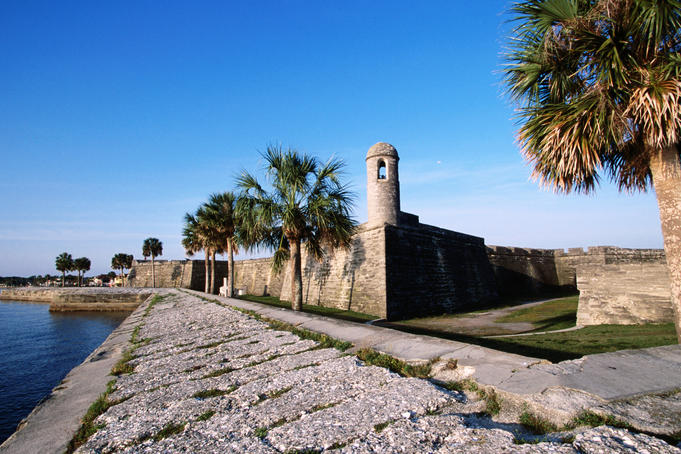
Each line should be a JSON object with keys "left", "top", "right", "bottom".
{"left": 71, "top": 290, "right": 678, "bottom": 452}
{"left": 203, "top": 290, "right": 681, "bottom": 438}
{"left": 3, "top": 289, "right": 679, "bottom": 453}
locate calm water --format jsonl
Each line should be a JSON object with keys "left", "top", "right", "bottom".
{"left": 0, "top": 299, "right": 128, "bottom": 444}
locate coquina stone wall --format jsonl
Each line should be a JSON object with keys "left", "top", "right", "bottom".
{"left": 488, "top": 245, "right": 672, "bottom": 325}
{"left": 575, "top": 251, "right": 671, "bottom": 325}
{"left": 229, "top": 225, "right": 386, "bottom": 316}
{"left": 384, "top": 223, "right": 497, "bottom": 319}
{"left": 232, "top": 257, "right": 284, "bottom": 298}
{"left": 486, "top": 246, "right": 575, "bottom": 297}
{"left": 128, "top": 260, "right": 194, "bottom": 288}
{"left": 278, "top": 223, "right": 388, "bottom": 318}
{"left": 233, "top": 220, "right": 497, "bottom": 320}
{"left": 128, "top": 259, "right": 227, "bottom": 291}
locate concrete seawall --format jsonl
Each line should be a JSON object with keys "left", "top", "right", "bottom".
{"left": 0, "top": 292, "right": 154, "bottom": 453}
{"left": 0, "top": 288, "right": 151, "bottom": 311}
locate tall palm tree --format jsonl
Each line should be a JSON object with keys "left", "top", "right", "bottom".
{"left": 74, "top": 257, "right": 91, "bottom": 287}
{"left": 504, "top": 0, "right": 681, "bottom": 341}
{"left": 183, "top": 208, "right": 223, "bottom": 294}
{"left": 55, "top": 252, "right": 73, "bottom": 287}
{"left": 205, "top": 192, "right": 241, "bottom": 297}
{"left": 142, "top": 237, "right": 163, "bottom": 288}
{"left": 198, "top": 205, "right": 226, "bottom": 294}
{"left": 237, "top": 145, "right": 356, "bottom": 311}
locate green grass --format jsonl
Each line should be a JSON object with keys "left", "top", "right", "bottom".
{"left": 192, "top": 387, "right": 237, "bottom": 399}
{"left": 379, "top": 321, "right": 677, "bottom": 363}
{"left": 110, "top": 350, "right": 136, "bottom": 376}
{"left": 254, "top": 427, "right": 268, "bottom": 439}
{"left": 355, "top": 348, "right": 432, "bottom": 378}
{"left": 519, "top": 410, "right": 558, "bottom": 434}
{"left": 147, "top": 422, "right": 187, "bottom": 442}
{"left": 65, "top": 392, "right": 110, "bottom": 453}
{"left": 566, "top": 411, "right": 632, "bottom": 430}
{"left": 144, "top": 294, "right": 165, "bottom": 317}
{"left": 196, "top": 410, "right": 215, "bottom": 422}
{"left": 237, "top": 294, "right": 377, "bottom": 323}
{"left": 495, "top": 296, "right": 578, "bottom": 332}
{"left": 489, "top": 323, "right": 677, "bottom": 362}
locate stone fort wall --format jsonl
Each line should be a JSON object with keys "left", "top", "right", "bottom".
{"left": 128, "top": 245, "right": 671, "bottom": 324}
{"left": 488, "top": 245, "right": 671, "bottom": 325}
{"left": 127, "top": 259, "right": 227, "bottom": 291}
{"left": 233, "top": 220, "right": 497, "bottom": 320}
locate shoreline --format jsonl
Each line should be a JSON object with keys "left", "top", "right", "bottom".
{"left": 0, "top": 292, "right": 155, "bottom": 454}
{"left": 0, "top": 287, "right": 151, "bottom": 311}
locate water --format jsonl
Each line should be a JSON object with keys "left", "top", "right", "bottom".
{"left": 0, "top": 299, "right": 129, "bottom": 444}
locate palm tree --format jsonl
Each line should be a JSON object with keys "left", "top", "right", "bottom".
{"left": 142, "top": 238, "right": 163, "bottom": 288}
{"left": 73, "top": 257, "right": 91, "bottom": 287}
{"left": 237, "top": 145, "right": 356, "bottom": 310}
{"left": 205, "top": 192, "right": 241, "bottom": 297}
{"left": 183, "top": 208, "right": 222, "bottom": 294}
{"left": 111, "top": 253, "right": 134, "bottom": 286}
{"left": 198, "top": 205, "right": 227, "bottom": 294}
{"left": 55, "top": 252, "right": 73, "bottom": 287}
{"left": 504, "top": 0, "right": 681, "bottom": 342}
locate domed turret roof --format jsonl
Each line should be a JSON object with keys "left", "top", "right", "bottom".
{"left": 366, "top": 142, "right": 399, "bottom": 160}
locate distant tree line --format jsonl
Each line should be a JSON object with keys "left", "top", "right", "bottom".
{"left": 55, "top": 252, "right": 91, "bottom": 287}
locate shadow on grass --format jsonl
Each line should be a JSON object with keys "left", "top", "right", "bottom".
{"left": 374, "top": 322, "right": 580, "bottom": 363}
{"left": 528, "top": 312, "right": 577, "bottom": 333}
{"left": 236, "top": 294, "right": 377, "bottom": 324}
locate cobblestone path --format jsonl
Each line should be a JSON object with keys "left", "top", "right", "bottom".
{"left": 76, "top": 291, "right": 679, "bottom": 453}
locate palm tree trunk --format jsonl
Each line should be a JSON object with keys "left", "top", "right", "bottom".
{"left": 289, "top": 238, "right": 303, "bottom": 311}
{"left": 228, "top": 240, "right": 234, "bottom": 298}
{"left": 204, "top": 249, "right": 210, "bottom": 293}
{"left": 62, "top": 271, "right": 65, "bottom": 287}
{"left": 210, "top": 250, "right": 216, "bottom": 294}
{"left": 151, "top": 256, "right": 156, "bottom": 288}
{"left": 649, "top": 144, "right": 681, "bottom": 344}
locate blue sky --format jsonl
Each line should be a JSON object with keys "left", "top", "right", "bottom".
{"left": 0, "top": 1, "right": 663, "bottom": 276}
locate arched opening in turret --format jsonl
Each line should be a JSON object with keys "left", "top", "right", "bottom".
{"left": 377, "top": 160, "right": 387, "bottom": 180}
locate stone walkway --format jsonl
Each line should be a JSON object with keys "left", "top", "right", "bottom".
{"left": 74, "top": 290, "right": 678, "bottom": 453}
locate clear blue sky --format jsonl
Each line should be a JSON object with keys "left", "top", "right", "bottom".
{"left": 0, "top": 0, "right": 663, "bottom": 276}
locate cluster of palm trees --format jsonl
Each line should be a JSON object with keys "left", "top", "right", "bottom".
{"left": 55, "top": 252, "right": 91, "bottom": 287}
{"left": 111, "top": 253, "right": 134, "bottom": 286}
{"left": 182, "top": 145, "right": 356, "bottom": 310}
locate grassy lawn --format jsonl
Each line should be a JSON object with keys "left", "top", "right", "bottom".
{"left": 378, "top": 321, "right": 677, "bottom": 363}
{"left": 495, "top": 296, "right": 578, "bottom": 332}
{"left": 236, "top": 294, "right": 377, "bottom": 323}
{"left": 488, "top": 323, "right": 677, "bottom": 362}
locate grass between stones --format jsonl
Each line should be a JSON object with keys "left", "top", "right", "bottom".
{"left": 65, "top": 380, "right": 117, "bottom": 453}
{"left": 66, "top": 293, "right": 166, "bottom": 452}
{"left": 192, "top": 386, "right": 238, "bottom": 399}
{"left": 201, "top": 366, "right": 236, "bottom": 379}
{"left": 518, "top": 408, "right": 633, "bottom": 437}
{"left": 196, "top": 410, "right": 215, "bottom": 422}
{"left": 355, "top": 348, "right": 433, "bottom": 378}
{"left": 138, "top": 421, "right": 187, "bottom": 443}
{"left": 373, "top": 419, "right": 396, "bottom": 433}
